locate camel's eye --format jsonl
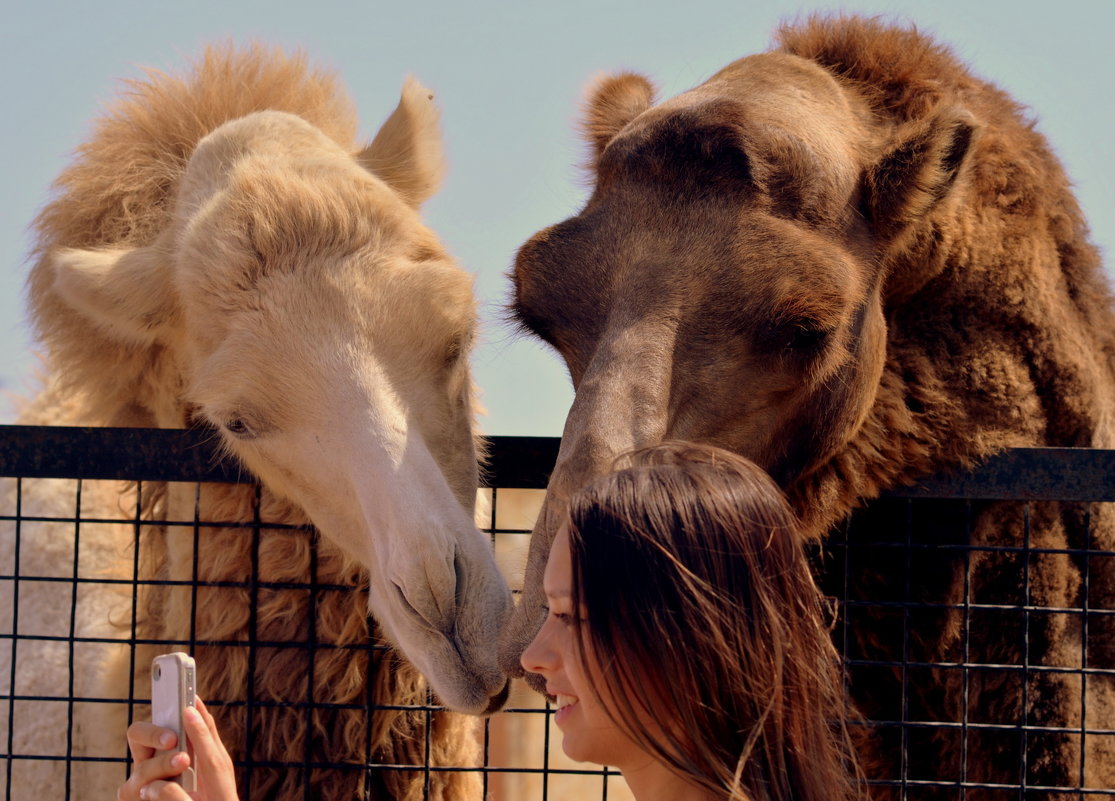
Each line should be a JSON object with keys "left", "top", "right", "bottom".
{"left": 223, "top": 417, "right": 257, "bottom": 439}
{"left": 758, "top": 317, "right": 832, "bottom": 356}
{"left": 788, "top": 326, "right": 830, "bottom": 351}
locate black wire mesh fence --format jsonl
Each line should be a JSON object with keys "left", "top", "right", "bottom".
{"left": 1, "top": 426, "right": 1113, "bottom": 801}
{"left": 823, "top": 449, "right": 1115, "bottom": 801}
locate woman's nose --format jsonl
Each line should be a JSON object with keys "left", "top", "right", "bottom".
{"left": 520, "top": 617, "right": 556, "bottom": 676}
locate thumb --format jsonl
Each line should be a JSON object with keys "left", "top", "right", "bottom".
{"left": 183, "top": 706, "right": 238, "bottom": 801}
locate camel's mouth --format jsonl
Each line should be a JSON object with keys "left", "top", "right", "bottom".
{"left": 483, "top": 679, "right": 512, "bottom": 715}
{"left": 400, "top": 598, "right": 513, "bottom": 714}
{"left": 524, "top": 669, "right": 547, "bottom": 697}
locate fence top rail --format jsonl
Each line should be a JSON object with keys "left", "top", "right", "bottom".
{"left": 0, "top": 425, "right": 562, "bottom": 487}
{"left": 883, "top": 446, "right": 1115, "bottom": 502}
{"left": 0, "top": 425, "right": 1112, "bottom": 499}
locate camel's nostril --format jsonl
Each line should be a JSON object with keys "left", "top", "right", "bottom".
{"left": 393, "top": 581, "right": 448, "bottom": 634}
{"left": 453, "top": 550, "right": 464, "bottom": 610}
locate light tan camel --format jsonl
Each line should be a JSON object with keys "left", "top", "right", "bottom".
{"left": 1, "top": 45, "right": 510, "bottom": 801}
{"left": 502, "top": 15, "right": 1115, "bottom": 800}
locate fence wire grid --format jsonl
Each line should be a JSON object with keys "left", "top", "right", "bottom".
{"left": 1, "top": 426, "right": 1113, "bottom": 801}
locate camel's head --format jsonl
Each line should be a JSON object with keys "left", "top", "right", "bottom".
{"left": 47, "top": 80, "right": 512, "bottom": 714}
{"left": 501, "top": 53, "right": 976, "bottom": 681}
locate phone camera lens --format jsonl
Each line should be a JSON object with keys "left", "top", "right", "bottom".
{"left": 153, "top": 665, "right": 161, "bottom": 680}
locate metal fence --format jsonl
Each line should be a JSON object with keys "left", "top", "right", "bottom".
{"left": 1, "top": 426, "right": 1113, "bottom": 801}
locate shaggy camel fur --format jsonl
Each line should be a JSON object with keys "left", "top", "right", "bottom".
{"left": 503, "top": 16, "right": 1115, "bottom": 799}
{"left": 2, "top": 45, "right": 510, "bottom": 801}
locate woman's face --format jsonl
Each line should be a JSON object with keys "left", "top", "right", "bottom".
{"left": 520, "top": 524, "right": 651, "bottom": 770}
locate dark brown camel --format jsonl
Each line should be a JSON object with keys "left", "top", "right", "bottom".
{"left": 503, "top": 15, "right": 1115, "bottom": 799}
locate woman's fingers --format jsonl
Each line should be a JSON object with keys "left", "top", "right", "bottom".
{"left": 184, "top": 700, "right": 239, "bottom": 801}
{"left": 117, "top": 750, "right": 190, "bottom": 801}
{"left": 126, "top": 721, "right": 177, "bottom": 762}
{"left": 194, "top": 696, "right": 221, "bottom": 739}
{"left": 121, "top": 699, "right": 239, "bottom": 801}
{"left": 137, "top": 779, "right": 192, "bottom": 801}
{"left": 184, "top": 703, "right": 231, "bottom": 769}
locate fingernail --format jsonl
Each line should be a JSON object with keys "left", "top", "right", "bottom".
{"left": 158, "top": 731, "right": 174, "bottom": 748}
{"left": 172, "top": 751, "right": 188, "bottom": 769}
{"left": 183, "top": 706, "right": 199, "bottom": 724}
{"left": 139, "top": 788, "right": 149, "bottom": 801}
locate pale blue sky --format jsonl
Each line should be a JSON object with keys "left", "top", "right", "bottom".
{"left": 2, "top": 0, "right": 1112, "bottom": 435}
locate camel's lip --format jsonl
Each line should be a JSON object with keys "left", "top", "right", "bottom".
{"left": 524, "top": 669, "right": 548, "bottom": 696}
{"left": 416, "top": 628, "right": 511, "bottom": 714}
{"left": 540, "top": 681, "right": 575, "bottom": 706}
{"left": 482, "top": 679, "right": 512, "bottom": 715}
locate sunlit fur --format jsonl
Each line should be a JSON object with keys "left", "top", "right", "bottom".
{"left": 504, "top": 15, "right": 1115, "bottom": 796}
{"left": 4, "top": 45, "right": 511, "bottom": 801}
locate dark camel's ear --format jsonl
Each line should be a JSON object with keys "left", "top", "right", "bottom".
{"left": 358, "top": 76, "right": 445, "bottom": 208}
{"left": 581, "top": 72, "right": 657, "bottom": 168}
{"left": 50, "top": 245, "right": 174, "bottom": 345}
{"left": 864, "top": 107, "right": 977, "bottom": 242}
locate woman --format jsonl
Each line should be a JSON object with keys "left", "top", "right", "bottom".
{"left": 120, "top": 442, "right": 860, "bottom": 801}
{"left": 520, "top": 442, "right": 861, "bottom": 801}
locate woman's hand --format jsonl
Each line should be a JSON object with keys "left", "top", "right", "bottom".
{"left": 118, "top": 697, "right": 239, "bottom": 801}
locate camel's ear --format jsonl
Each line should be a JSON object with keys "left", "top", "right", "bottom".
{"left": 358, "top": 76, "right": 445, "bottom": 208}
{"left": 864, "top": 107, "right": 977, "bottom": 243}
{"left": 582, "top": 72, "right": 657, "bottom": 168}
{"left": 50, "top": 246, "right": 173, "bottom": 345}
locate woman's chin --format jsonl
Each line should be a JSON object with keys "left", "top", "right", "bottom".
{"left": 559, "top": 733, "right": 595, "bottom": 765}
{"left": 558, "top": 726, "right": 614, "bottom": 767}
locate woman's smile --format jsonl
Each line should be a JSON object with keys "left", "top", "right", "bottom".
{"left": 553, "top": 693, "right": 579, "bottom": 725}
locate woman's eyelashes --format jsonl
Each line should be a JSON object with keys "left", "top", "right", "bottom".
{"left": 541, "top": 604, "right": 576, "bottom": 625}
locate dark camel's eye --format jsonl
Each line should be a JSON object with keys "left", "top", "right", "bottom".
{"left": 788, "top": 326, "right": 830, "bottom": 351}
{"left": 759, "top": 318, "right": 832, "bottom": 355}
{"left": 224, "top": 418, "right": 257, "bottom": 439}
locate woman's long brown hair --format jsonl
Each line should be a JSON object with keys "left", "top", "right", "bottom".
{"left": 565, "top": 441, "right": 862, "bottom": 801}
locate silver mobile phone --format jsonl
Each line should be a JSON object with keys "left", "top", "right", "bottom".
{"left": 151, "top": 652, "right": 197, "bottom": 791}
